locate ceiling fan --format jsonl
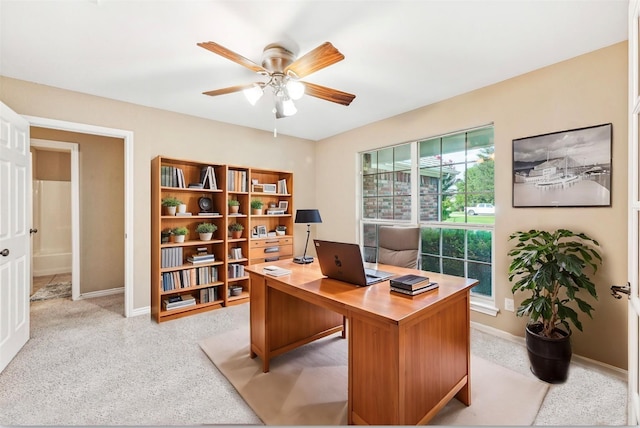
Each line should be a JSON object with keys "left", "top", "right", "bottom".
{"left": 197, "top": 41, "right": 356, "bottom": 118}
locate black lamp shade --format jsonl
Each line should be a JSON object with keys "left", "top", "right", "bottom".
{"left": 294, "top": 209, "right": 322, "bottom": 224}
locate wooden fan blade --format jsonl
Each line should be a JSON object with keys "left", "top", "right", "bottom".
{"left": 203, "top": 83, "right": 259, "bottom": 97}
{"left": 284, "top": 42, "right": 345, "bottom": 79}
{"left": 197, "top": 41, "right": 268, "bottom": 74}
{"left": 302, "top": 82, "right": 356, "bottom": 106}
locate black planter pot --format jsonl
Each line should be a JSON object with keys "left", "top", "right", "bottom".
{"left": 525, "top": 323, "right": 572, "bottom": 383}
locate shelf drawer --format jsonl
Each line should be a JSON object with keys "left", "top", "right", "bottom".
{"left": 250, "top": 237, "right": 292, "bottom": 249}
{"left": 249, "top": 244, "right": 292, "bottom": 260}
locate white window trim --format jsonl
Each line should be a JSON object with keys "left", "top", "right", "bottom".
{"left": 358, "top": 128, "right": 496, "bottom": 311}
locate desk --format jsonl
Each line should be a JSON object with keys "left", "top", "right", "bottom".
{"left": 246, "top": 260, "right": 478, "bottom": 425}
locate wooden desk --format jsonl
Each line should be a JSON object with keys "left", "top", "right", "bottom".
{"left": 246, "top": 260, "right": 478, "bottom": 425}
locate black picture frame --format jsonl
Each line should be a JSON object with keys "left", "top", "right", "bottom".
{"left": 512, "top": 123, "right": 612, "bottom": 208}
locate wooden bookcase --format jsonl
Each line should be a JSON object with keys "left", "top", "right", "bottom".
{"left": 247, "top": 168, "right": 294, "bottom": 266}
{"left": 151, "top": 156, "right": 293, "bottom": 322}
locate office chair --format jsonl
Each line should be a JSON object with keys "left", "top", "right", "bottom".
{"left": 377, "top": 226, "right": 421, "bottom": 269}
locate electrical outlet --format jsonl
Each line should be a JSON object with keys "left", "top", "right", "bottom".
{"left": 504, "top": 298, "right": 514, "bottom": 312}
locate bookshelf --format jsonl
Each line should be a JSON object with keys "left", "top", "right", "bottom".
{"left": 151, "top": 157, "right": 293, "bottom": 322}
{"left": 248, "top": 168, "right": 294, "bottom": 266}
{"left": 225, "top": 165, "right": 250, "bottom": 307}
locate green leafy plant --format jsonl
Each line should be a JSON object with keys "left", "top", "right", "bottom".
{"left": 251, "top": 199, "right": 264, "bottom": 209}
{"left": 275, "top": 225, "right": 286, "bottom": 231}
{"left": 195, "top": 223, "right": 217, "bottom": 234}
{"left": 507, "top": 229, "right": 602, "bottom": 338}
{"left": 228, "top": 199, "right": 240, "bottom": 207}
{"left": 228, "top": 222, "right": 244, "bottom": 232}
{"left": 161, "top": 196, "right": 182, "bottom": 207}
{"left": 173, "top": 226, "right": 189, "bottom": 236}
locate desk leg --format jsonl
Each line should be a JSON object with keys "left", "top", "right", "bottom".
{"left": 342, "top": 316, "right": 347, "bottom": 338}
{"left": 455, "top": 380, "right": 471, "bottom": 405}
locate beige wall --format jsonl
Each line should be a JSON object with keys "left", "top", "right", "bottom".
{"left": 0, "top": 75, "right": 316, "bottom": 310}
{"left": 315, "top": 42, "right": 629, "bottom": 369}
{"left": 32, "top": 149, "right": 71, "bottom": 181}
{"left": 0, "top": 41, "right": 628, "bottom": 368}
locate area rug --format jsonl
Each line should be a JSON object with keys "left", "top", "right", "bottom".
{"left": 30, "top": 282, "right": 71, "bottom": 301}
{"left": 199, "top": 326, "right": 549, "bottom": 426}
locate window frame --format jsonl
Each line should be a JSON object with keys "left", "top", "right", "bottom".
{"left": 358, "top": 125, "right": 497, "bottom": 316}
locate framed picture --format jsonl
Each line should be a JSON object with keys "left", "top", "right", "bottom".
{"left": 278, "top": 201, "right": 288, "bottom": 212}
{"left": 512, "top": 123, "right": 612, "bottom": 208}
{"left": 257, "top": 225, "right": 267, "bottom": 238}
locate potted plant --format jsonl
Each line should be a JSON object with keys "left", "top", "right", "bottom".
{"left": 161, "top": 228, "right": 173, "bottom": 243}
{"left": 228, "top": 199, "right": 240, "bottom": 214}
{"left": 172, "top": 226, "right": 189, "bottom": 243}
{"left": 507, "top": 228, "right": 602, "bottom": 383}
{"left": 228, "top": 222, "right": 244, "bottom": 239}
{"left": 275, "top": 225, "right": 286, "bottom": 236}
{"left": 161, "top": 196, "right": 182, "bottom": 216}
{"left": 251, "top": 199, "right": 264, "bottom": 215}
{"left": 195, "top": 223, "right": 217, "bottom": 241}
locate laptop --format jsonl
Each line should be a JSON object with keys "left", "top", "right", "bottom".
{"left": 313, "top": 239, "right": 395, "bottom": 286}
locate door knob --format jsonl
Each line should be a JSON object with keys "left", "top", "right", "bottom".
{"left": 1, "top": 249, "right": 9, "bottom": 257}
{"left": 30, "top": 228, "right": 38, "bottom": 234}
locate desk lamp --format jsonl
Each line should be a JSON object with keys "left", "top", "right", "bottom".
{"left": 293, "top": 209, "right": 322, "bottom": 264}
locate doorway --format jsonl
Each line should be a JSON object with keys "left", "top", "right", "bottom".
{"left": 30, "top": 139, "right": 79, "bottom": 301}
{"left": 25, "top": 115, "right": 135, "bottom": 317}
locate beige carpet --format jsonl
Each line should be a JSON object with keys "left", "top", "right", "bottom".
{"left": 200, "top": 326, "right": 549, "bottom": 426}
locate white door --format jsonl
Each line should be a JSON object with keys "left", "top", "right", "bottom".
{"left": 0, "top": 102, "right": 30, "bottom": 373}
{"left": 630, "top": 0, "right": 640, "bottom": 424}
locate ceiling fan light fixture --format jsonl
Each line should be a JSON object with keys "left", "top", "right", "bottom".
{"left": 286, "top": 79, "right": 305, "bottom": 100}
{"left": 282, "top": 98, "right": 297, "bottom": 116}
{"left": 243, "top": 83, "right": 264, "bottom": 106}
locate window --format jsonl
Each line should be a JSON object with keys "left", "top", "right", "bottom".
{"left": 362, "top": 145, "right": 412, "bottom": 221}
{"left": 360, "top": 126, "right": 495, "bottom": 308}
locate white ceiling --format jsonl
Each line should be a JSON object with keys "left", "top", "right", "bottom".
{"left": 0, "top": 0, "right": 629, "bottom": 141}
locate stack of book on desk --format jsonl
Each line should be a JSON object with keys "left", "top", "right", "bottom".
{"left": 390, "top": 274, "right": 438, "bottom": 296}
{"left": 263, "top": 265, "right": 292, "bottom": 277}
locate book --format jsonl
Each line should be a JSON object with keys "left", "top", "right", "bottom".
{"left": 263, "top": 265, "right": 292, "bottom": 277}
{"left": 277, "top": 178, "right": 288, "bottom": 194}
{"left": 190, "top": 254, "right": 214, "bottom": 260}
{"left": 187, "top": 257, "right": 215, "bottom": 264}
{"left": 389, "top": 274, "right": 431, "bottom": 291}
{"left": 163, "top": 294, "right": 196, "bottom": 310}
{"left": 200, "top": 166, "right": 217, "bottom": 190}
{"left": 390, "top": 283, "right": 439, "bottom": 296}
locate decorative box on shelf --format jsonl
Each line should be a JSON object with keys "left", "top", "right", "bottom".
{"left": 252, "top": 183, "right": 277, "bottom": 193}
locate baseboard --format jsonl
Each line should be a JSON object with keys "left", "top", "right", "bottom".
{"left": 76, "top": 287, "right": 124, "bottom": 300}
{"left": 75, "top": 287, "right": 150, "bottom": 317}
{"left": 130, "top": 305, "right": 150, "bottom": 317}
{"left": 470, "top": 321, "right": 628, "bottom": 381}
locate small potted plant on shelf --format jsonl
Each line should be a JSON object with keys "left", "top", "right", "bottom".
{"left": 195, "top": 222, "right": 217, "bottom": 241}
{"left": 507, "top": 228, "right": 602, "bottom": 383}
{"left": 251, "top": 199, "right": 264, "bottom": 215}
{"left": 161, "top": 228, "right": 173, "bottom": 243}
{"left": 172, "top": 226, "right": 189, "bottom": 243}
{"left": 161, "top": 196, "right": 182, "bottom": 216}
{"left": 275, "top": 225, "right": 287, "bottom": 236}
{"left": 228, "top": 199, "right": 240, "bottom": 214}
{"left": 228, "top": 222, "right": 244, "bottom": 239}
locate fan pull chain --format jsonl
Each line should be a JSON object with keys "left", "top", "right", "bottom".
{"left": 273, "top": 109, "right": 278, "bottom": 137}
